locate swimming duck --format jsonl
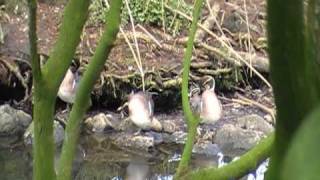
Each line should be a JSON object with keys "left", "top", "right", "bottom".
{"left": 127, "top": 91, "right": 162, "bottom": 131}
{"left": 190, "top": 76, "right": 222, "bottom": 124}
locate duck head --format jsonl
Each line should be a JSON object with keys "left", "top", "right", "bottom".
{"left": 189, "top": 86, "right": 201, "bottom": 116}
{"left": 200, "top": 76, "right": 222, "bottom": 124}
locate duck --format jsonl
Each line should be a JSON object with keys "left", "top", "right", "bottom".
{"left": 127, "top": 91, "right": 162, "bottom": 131}
{"left": 58, "top": 67, "right": 80, "bottom": 104}
{"left": 190, "top": 76, "right": 222, "bottom": 124}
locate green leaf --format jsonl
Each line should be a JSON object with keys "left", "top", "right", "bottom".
{"left": 282, "top": 105, "right": 320, "bottom": 180}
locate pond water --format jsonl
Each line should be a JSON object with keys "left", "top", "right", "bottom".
{"left": 0, "top": 132, "right": 269, "bottom": 180}
{"left": 0, "top": 134, "right": 222, "bottom": 180}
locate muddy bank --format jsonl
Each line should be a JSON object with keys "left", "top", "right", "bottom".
{"left": 0, "top": 88, "right": 274, "bottom": 158}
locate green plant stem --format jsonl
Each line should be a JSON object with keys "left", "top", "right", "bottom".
{"left": 30, "top": 1, "right": 90, "bottom": 180}
{"left": 27, "top": 0, "right": 55, "bottom": 179}
{"left": 56, "top": 1, "right": 122, "bottom": 179}
{"left": 42, "top": 0, "right": 90, "bottom": 91}
{"left": 306, "top": 0, "right": 320, "bottom": 69}
{"left": 267, "top": 0, "right": 320, "bottom": 179}
{"left": 175, "top": 0, "right": 203, "bottom": 178}
{"left": 33, "top": 86, "right": 56, "bottom": 180}
{"left": 186, "top": 133, "right": 274, "bottom": 180}
{"left": 27, "top": 0, "right": 40, "bottom": 81}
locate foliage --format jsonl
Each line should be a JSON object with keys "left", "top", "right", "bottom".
{"left": 2, "top": 0, "right": 27, "bottom": 15}
{"left": 89, "top": 0, "right": 192, "bottom": 35}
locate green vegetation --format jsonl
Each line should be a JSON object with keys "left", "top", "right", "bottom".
{"left": 175, "top": 0, "right": 202, "bottom": 176}
{"left": 89, "top": 0, "right": 192, "bottom": 35}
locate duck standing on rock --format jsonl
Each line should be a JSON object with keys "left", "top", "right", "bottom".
{"left": 57, "top": 67, "right": 92, "bottom": 113}
{"left": 127, "top": 91, "right": 162, "bottom": 131}
{"left": 190, "top": 76, "right": 222, "bottom": 124}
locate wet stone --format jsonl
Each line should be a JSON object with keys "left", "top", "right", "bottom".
{"left": 162, "top": 131, "right": 187, "bottom": 144}
{"left": 23, "top": 120, "right": 64, "bottom": 146}
{"left": 213, "top": 124, "right": 266, "bottom": 157}
{"left": 161, "top": 120, "right": 177, "bottom": 133}
{"left": 192, "top": 141, "right": 221, "bottom": 156}
{"left": 111, "top": 133, "right": 155, "bottom": 152}
{"left": 84, "top": 112, "right": 121, "bottom": 133}
{"left": 0, "top": 104, "right": 32, "bottom": 136}
{"left": 235, "top": 114, "right": 274, "bottom": 134}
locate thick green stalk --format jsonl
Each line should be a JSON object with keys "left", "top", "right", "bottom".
{"left": 187, "top": 133, "right": 274, "bottom": 180}
{"left": 33, "top": 88, "right": 56, "bottom": 180}
{"left": 57, "top": 1, "right": 122, "bottom": 179}
{"left": 27, "top": 0, "right": 55, "bottom": 179}
{"left": 175, "top": 0, "right": 203, "bottom": 178}
{"left": 267, "top": 0, "right": 320, "bottom": 179}
{"left": 42, "top": 0, "right": 90, "bottom": 92}
{"left": 27, "top": 0, "right": 40, "bottom": 81}
{"left": 29, "top": 0, "right": 90, "bottom": 179}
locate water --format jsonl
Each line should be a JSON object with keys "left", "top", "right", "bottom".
{"left": 0, "top": 146, "right": 32, "bottom": 180}
{"left": 0, "top": 134, "right": 181, "bottom": 180}
{"left": 0, "top": 134, "right": 268, "bottom": 180}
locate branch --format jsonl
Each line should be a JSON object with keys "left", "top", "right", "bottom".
{"left": 175, "top": 0, "right": 204, "bottom": 178}
{"left": 57, "top": 0, "right": 122, "bottom": 179}
{"left": 42, "top": 0, "right": 90, "bottom": 94}
{"left": 27, "top": 0, "right": 41, "bottom": 81}
{"left": 186, "top": 133, "right": 274, "bottom": 180}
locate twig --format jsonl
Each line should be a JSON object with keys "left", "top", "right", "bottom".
{"left": 220, "top": 94, "right": 276, "bottom": 124}
{"left": 236, "top": 93, "right": 276, "bottom": 124}
{"left": 137, "top": 24, "right": 162, "bottom": 48}
{"left": 197, "top": 68, "right": 232, "bottom": 75}
{"left": 124, "top": 0, "right": 145, "bottom": 91}
{"left": 0, "top": 58, "right": 29, "bottom": 101}
{"left": 164, "top": 4, "right": 271, "bottom": 88}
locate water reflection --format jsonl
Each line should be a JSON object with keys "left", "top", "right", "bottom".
{"left": 126, "top": 158, "right": 149, "bottom": 180}
{"left": 0, "top": 146, "right": 32, "bottom": 180}
{"left": 74, "top": 134, "right": 178, "bottom": 179}
{"left": 0, "top": 134, "right": 268, "bottom": 180}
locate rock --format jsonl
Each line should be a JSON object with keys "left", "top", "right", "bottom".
{"left": 192, "top": 141, "right": 221, "bottom": 156}
{"left": 112, "top": 133, "right": 155, "bottom": 152}
{"left": 199, "top": 129, "right": 216, "bottom": 142}
{"left": 23, "top": 120, "right": 64, "bottom": 146}
{"left": 145, "top": 132, "right": 163, "bottom": 144}
{"left": 0, "top": 104, "right": 32, "bottom": 136}
{"left": 235, "top": 114, "right": 274, "bottom": 134}
{"left": 162, "top": 131, "right": 187, "bottom": 144}
{"left": 214, "top": 124, "right": 267, "bottom": 157}
{"left": 162, "top": 120, "right": 177, "bottom": 134}
{"left": 84, "top": 113, "right": 120, "bottom": 133}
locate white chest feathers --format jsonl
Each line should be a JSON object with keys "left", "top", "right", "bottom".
{"left": 128, "top": 97, "right": 152, "bottom": 129}
{"left": 200, "top": 90, "right": 222, "bottom": 124}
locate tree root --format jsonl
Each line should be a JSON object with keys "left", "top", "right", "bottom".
{"left": 0, "top": 57, "right": 30, "bottom": 102}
